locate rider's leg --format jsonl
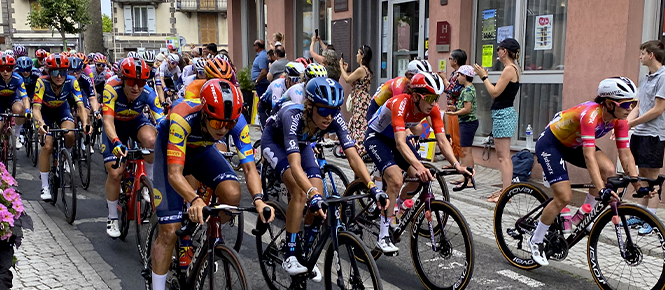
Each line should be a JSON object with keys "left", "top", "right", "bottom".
{"left": 104, "top": 161, "right": 124, "bottom": 220}
{"left": 136, "top": 125, "right": 156, "bottom": 180}
{"left": 39, "top": 135, "right": 53, "bottom": 190}
{"left": 213, "top": 179, "right": 241, "bottom": 224}
{"left": 383, "top": 165, "right": 403, "bottom": 231}
{"left": 151, "top": 222, "right": 180, "bottom": 290}
{"left": 61, "top": 120, "right": 75, "bottom": 150}
{"left": 398, "top": 166, "right": 419, "bottom": 206}
{"left": 11, "top": 101, "right": 24, "bottom": 138}
{"left": 282, "top": 168, "right": 307, "bottom": 251}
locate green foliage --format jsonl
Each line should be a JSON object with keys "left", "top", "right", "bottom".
{"left": 102, "top": 14, "right": 112, "bottom": 33}
{"left": 27, "top": 0, "right": 91, "bottom": 39}
{"left": 237, "top": 67, "right": 255, "bottom": 92}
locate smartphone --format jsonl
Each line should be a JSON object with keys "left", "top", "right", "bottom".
{"left": 315, "top": 29, "right": 319, "bottom": 38}
{"left": 341, "top": 53, "right": 344, "bottom": 60}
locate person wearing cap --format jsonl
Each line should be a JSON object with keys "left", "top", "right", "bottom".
{"left": 446, "top": 65, "right": 478, "bottom": 188}
{"left": 473, "top": 38, "right": 521, "bottom": 202}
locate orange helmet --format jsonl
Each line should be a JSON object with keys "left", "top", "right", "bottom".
{"left": 204, "top": 58, "right": 233, "bottom": 80}
{"left": 120, "top": 57, "right": 151, "bottom": 79}
{"left": 200, "top": 79, "right": 243, "bottom": 121}
{"left": 36, "top": 49, "right": 48, "bottom": 60}
{"left": 75, "top": 52, "right": 88, "bottom": 65}
{"left": 45, "top": 53, "right": 70, "bottom": 69}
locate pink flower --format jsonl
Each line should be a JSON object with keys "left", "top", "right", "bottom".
{"left": 0, "top": 162, "right": 7, "bottom": 173}
{"left": 0, "top": 210, "right": 14, "bottom": 227}
{"left": 2, "top": 188, "right": 17, "bottom": 202}
{"left": 0, "top": 204, "right": 7, "bottom": 212}
{"left": 11, "top": 201, "right": 22, "bottom": 216}
{"left": 1, "top": 172, "right": 16, "bottom": 187}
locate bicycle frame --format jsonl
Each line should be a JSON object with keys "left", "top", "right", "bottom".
{"left": 118, "top": 147, "right": 151, "bottom": 223}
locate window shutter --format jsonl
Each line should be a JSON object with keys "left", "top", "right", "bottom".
{"left": 147, "top": 6, "right": 156, "bottom": 33}
{"left": 124, "top": 6, "right": 133, "bottom": 33}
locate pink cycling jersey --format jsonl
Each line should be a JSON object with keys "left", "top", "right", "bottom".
{"left": 548, "top": 101, "right": 629, "bottom": 149}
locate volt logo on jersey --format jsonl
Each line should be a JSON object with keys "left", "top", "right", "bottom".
{"left": 0, "top": 89, "right": 15, "bottom": 96}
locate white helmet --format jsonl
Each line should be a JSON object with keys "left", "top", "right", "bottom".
{"left": 407, "top": 59, "right": 432, "bottom": 74}
{"left": 167, "top": 53, "right": 180, "bottom": 63}
{"left": 3, "top": 50, "right": 14, "bottom": 57}
{"left": 127, "top": 51, "right": 141, "bottom": 59}
{"left": 142, "top": 51, "right": 156, "bottom": 63}
{"left": 193, "top": 58, "right": 206, "bottom": 71}
{"left": 410, "top": 72, "right": 445, "bottom": 95}
{"left": 597, "top": 77, "right": 636, "bottom": 100}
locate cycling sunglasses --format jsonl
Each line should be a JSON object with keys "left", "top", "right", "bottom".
{"left": 0, "top": 66, "right": 14, "bottom": 73}
{"left": 124, "top": 78, "right": 147, "bottom": 88}
{"left": 96, "top": 63, "right": 106, "bottom": 67}
{"left": 208, "top": 118, "right": 238, "bottom": 130}
{"left": 314, "top": 104, "right": 340, "bottom": 117}
{"left": 418, "top": 93, "right": 440, "bottom": 103}
{"left": 611, "top": 99, "right": 637, "bottom": 110}
{"left": 289, "top": 76, "right": 300, "bottom": 84}
{"left": 15, "top": 67, "right": 31, "bottom": 73}
{"left": 49, "top": 69, "right": 68, "bottom": 78}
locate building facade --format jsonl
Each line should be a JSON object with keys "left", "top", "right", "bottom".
{"left": 110, "top": 0, "right": 229, "bottom": 61}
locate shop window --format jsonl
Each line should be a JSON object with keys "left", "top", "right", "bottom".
{"left": 523, "top": 0, "right": 567, "bottom": 71}
{"left": 474, "top": 0, "right": 516, "bottom": 72}
{"left": 517, "top": 83, "right": 562, "bottom": 138}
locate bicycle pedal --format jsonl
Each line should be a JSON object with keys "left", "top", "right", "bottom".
{"left": 140, "top": 268, "right": 152, "bottom": 280}
{"left": 384, "top": 251, "right": 399, "bottom": 257}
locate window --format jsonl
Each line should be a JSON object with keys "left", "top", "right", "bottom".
{"left": 523, "top": 0, "right": 567, "bottom": 71}
{"left": 29, "top": 1, "right": 48, "bottom": 31}
{"left": 133, "top": 6, "right": 148, "bottom": 32}
{"left": 294, "top": 0, "right": 332, "bottom": 59}
{"left": 474, "top": 0, "right": 516, "bottom": 72}
{"left": 199, "top": 14, "right": 218, "bottom": 45}
{"left": 124, "top": 5, "right": 155, "bottom": 34}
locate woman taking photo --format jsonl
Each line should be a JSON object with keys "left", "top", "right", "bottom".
{"left": 340, "top": 45, "right": 373, "bottom": 149}
{"left": 473, "top": 38, "right": 521, "bottom": 202}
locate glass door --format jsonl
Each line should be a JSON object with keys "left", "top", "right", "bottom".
{"left": 391, "top": 1, "right": 419, "bottom": 77}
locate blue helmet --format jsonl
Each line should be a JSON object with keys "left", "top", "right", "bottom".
{"left": 69, "top": 57, "right": 84, "bottom": 71}
{"left": 305, "top": 77, "right": 344, "bottom": 108}
{"left": 16, "top": 56, "right": 33, "bottom": 71}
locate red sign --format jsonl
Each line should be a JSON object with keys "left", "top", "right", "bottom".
{"left": 436, "top": 21, "right": 451, "bottom": 45}
{"left": 538, "top": 17, "right": 550, "bottom": 26}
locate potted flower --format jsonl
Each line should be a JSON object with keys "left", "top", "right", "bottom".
{"left": 0, "top": 162, "right": 32, "bottom": 289}
{"left": 236, "top": 67, "right": 256, "bottom": 121}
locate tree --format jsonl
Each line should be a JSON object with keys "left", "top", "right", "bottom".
{"left": 27, "top": 0, "right": 91, "bottom": 51}
{"left": 102, "top": 15, "right": 112, "bottom": 33}
{"left": 84, "top": 0, "right": 104, "bottom": 53}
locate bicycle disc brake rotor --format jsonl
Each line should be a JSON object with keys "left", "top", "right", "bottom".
{"left": 544, "top": 231, "right": 568, "bottom": 261}
{"left": 623, "top": 243, "right": 643, "bottom": 266}
{"left": 437, "top": 233, "right": 454, "bottom": 259}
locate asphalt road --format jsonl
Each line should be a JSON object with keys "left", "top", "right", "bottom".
{"left": 14, "top": 145, "right": 598, "bottom": 290}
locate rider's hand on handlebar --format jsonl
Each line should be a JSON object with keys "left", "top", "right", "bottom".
{"left": 308, "top": 192, "right": 327, "bottom": 219}
{"left": 24, "top": 109, "right": 32, "bottom": 119}
{"left": 369, "top": 186, "right": 388, "bottom": 210}
{"left": 38, "top": 124, "right": 48, "bottom": 135}
{"left": 599, "top": 188, "right": 620, "bottom": 202}
{"left": 94, "top": 111, "right": 102, "bottom": 120}
{"left": 112, "top": 141, "right": 127, "bottom": 157}
{"left": 255, "top": 200, "right": 275, "bottom": 223}
{"left": 188, "top": 198, "right": 207, "bottom": 224}
{"left": 414, "top": 163, "right": 434, "bottom": 182}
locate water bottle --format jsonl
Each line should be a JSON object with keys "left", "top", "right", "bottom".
{"left": 395, "top": 199, "right": 414, "bottom": 221}
{"left": 526, "top": 124, "right": 533, "bottom": 150}
{"left": 179, "top": 236, "right": 193, "bottom": 270}
{"left": 560, "top": 207, "right": 572, "bottom": 234}
{"left": 571, "top": 204, "right": 592, "bottom": 226}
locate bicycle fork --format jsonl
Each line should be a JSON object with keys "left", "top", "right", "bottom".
{"left": 610, "top": 202, "right": 636, "bottom": 260}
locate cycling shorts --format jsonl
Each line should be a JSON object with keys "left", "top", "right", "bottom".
{"left": 0, "top": 95, "right": 23, "bottom": 113}
{"left": 261, "top": 124, "right": 321, "bottom": 181}
{"left": 536, "top": 127, "right": 600, "bottom": 185}
{"left": 364, "top": 129, "right": 420, "bottom": 175}
{"left": 153, "top": 129, "right": 238, "bottom": 224}
{"left": 365, "top": 99, "right": 380, "bottom": 122}
{"left": 41, "top": 103, "right": 75, "bottom": 135}
{"left": 101, "top": 115, "right": 154, "bottom": 163}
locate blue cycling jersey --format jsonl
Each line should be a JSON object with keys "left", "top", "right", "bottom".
{"left": 16, "top": 68, "right": 40, "bottom": 99}
{"left": 0, "top": 73, "right": 27, "bottom": 102}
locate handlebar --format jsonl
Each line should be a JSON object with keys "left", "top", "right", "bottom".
{"left": 175, "top": 204, "right": 271, "bottom": 237}
{"left": 605, "top": 175, "right": 665, "bottom": 199}
{"left": 0, "top": 113, "right": 24, "bottom": 118}
{"left": 111, "top": 148, "right": 154, "bottom": 169}
{"left": 403, "top": 166, "right": 476, "bottom": 191}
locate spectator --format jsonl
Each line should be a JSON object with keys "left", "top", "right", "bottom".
{"left": 323, "top": 49, "right": 341, "bottom": 82}
{"left": 474, "top": 38, "right": 521, "bottom": 203}
{"left": 269, "top": 32, "right": 284, "bottom": 51}
{"left": 252, "top": 39, "right": 271, "bottom": 99}
{"left": 205, "top": 43, "right": 218, "bottom": 59}
{"left": 446, "top": 65, "right": 478, "bottom": 187}
{"left": 190, "top": 47, "right": 202, "bottom": 58}
{"left": 268, "top": 45, "right": 289, "bottom": 81}
{"left": 440, "top": 49, "right": 467, "bottom": 167}
{"left": 267, "top": 49, "right": 276, "bottom": 64}
{"left": 627, "top": 40, "right": 665, "bottom": 224}
{"left": 340, "top": 45, "right": 373, "bottom": 148}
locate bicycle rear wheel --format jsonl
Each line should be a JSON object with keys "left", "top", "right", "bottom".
{"left": 261, "top": 162, "right": 283, "bottom": 203}
{"left": 256, "top": 201, "right": 290, "bottom": 290}
{"left": 7, "top": 131, "right": 16, "bottom": 177}
{"left": 324, "top": 231, "right": 383, "bottom": 290}
{"left": 321, "top": 164, "right": 349, "bottom": 197}
{"left": 135, "top": 176, "right": 154, "bottom": 265}
{"left": 587, "top": 204, "right": 665, "bottom": 290}
{"left": 410, "top": 200, "right": 474, "bottom": 290}
{"left": 196, "top": 244, "right": 250, "bottom": 290}
{"left": 59, "top": 149, "right": 77, "bottom": 224}
{"left": 493, "top": 183, "right": 548, "bottom": 270}
{"left": 76, "top": 132, "right": 91, "bottom": 189}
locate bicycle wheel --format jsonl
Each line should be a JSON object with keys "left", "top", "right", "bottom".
{"left": 59, "top": 149, "right": 77, "bottom": 224}
{"left": 253, "top": 140, "right": 262, "bottom": 171}
{"left": 332, "top": 144, "right": 346, "bottom": 159}
{"left": 48, "top": 168, "right": 58, "bottom": 206}
{"left": 587, "top": 204, "right": 665, "bottom": 290}
{"left": 324, "top": 231, "right": 383, "bottom": 290}
{"left": 135, "top": 176, "right": 154, "bottom": 265}
{"left": 493, "top": 182, "right": 548, "bottom": 270}
{"left": 341, "top": 180, "right": 383, "bottom": 260}
{"left": 422, "top": 162, "right": 449, "bottom": 202}
{"left": 322, "top": 164, "right": 349, "bottom": 197}
{"left": 261, "top": 162, "right": 283, "bottom": 203}
{"left": 7, "top": 131, "right": 16, "bottom": 177}
{"left": 31, "top": 129, "right": 38, "bottom": 167}
{"left": 255, "top": 201, "right": 290, "bottom": 290}
{"left": 410, "top": 200, "right": 474, "bottom": 290}
{"left": 24, "top": 126, "right": 31, "bottom": 158}
{"left": 223, "top": 212, "right": 244, "bottom": 253}
{"left": 196, "top": 244, "right": 250, "bottom": 290}
{"left": 118, "top": 176, "right": 131, "bottom": 241}
{"left": 77, "top": 132, "right": 91, "bottom": 189}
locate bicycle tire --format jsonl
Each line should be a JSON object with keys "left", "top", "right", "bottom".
{"left": 340, "top": 180, "right": 383, "bottom": 260}
{"left": 223, "top": 211, "right": 244, "bottom": 253}
{"left": 410, "top": 200, "right": 474, "bottom": 290}
{"left": 77, "top": 132, "right": 91, "bottom": 189}
{"left": 253, "top": 139, "right": 262, "bottom": 171}
{"left": 118, "top": 175, "right": 131, "bottom": 241}
{"left": 135, "top": 175, "right": 154, "bottom": 265}
{"left": 324, "top": 231, "right": 383, "bottom": 290}
{"left": 422, "top": 162, "right": 449, "bottom": 202}
{"left": 332, "top": 144, "right": 346, "bottom": 159}
{"left": 255, "top": 201, "right": 290, "bottom": 290}
{"left": 24, "top": 126, "right": 31, "bottom": 158}
{"left": 7, "top": 130, "right": 16, "bottom": 177}
{"left": 322, "top": 164, "right": 349, "bottom": 197}
{"left": 31, "top": 129, "right": 38, "bottom": 167}
{"left": 261, "top": 162, "right": 283, "bottom": 203}
{"left": 59, "top": 149, "right": 77, "bottom": 224}
{"left": 196, "top": 244, "right": 250, "bottom": 290}
{"left": 493, "top": 182, "right": 548, "bottom": 270}
{"left": 587, "top": 204, "right": 665, "bottom": 290}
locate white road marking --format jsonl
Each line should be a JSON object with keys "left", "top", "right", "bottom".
{"left": 15, "top": 172, "right": 34, "bottom": 181}
{"left": 496, "top": 269, "right": 544, "bottom": 288}
{"left": 73, "top": 217, "right": 108, "bottom": 226}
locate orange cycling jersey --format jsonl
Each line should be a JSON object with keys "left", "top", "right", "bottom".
{"left": 183, "top": 79, "right": 206, "bottom": 100}
{"left": 372, "top": 76, "right": 409, "bottom": 106}
{"left": 548, "top": 101, "right": 629, "bottom": 149}
{"left": 368, "top": 93, "right": 444, "bottom": 137}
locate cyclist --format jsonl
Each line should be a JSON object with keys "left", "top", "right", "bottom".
{"left": 13, "top": 45, "right": 26, "bottom": 58}
{"left": 262, "top": 77, "right": 387, "bottom": 279}
{"left": 530, "top": 77, "right": 643, "bottom": 266}
{"left": 270, "top": 63, "right": 327, "bottom": 114}
{"left": 34, "top": 49, "right": 48, "bottom": 71}
{"left": 367, "top": 59, "right": 431, "bottom": 121}
{"left": 33, "top": 53, "right": 90, "bottom": 201}
{"left": 158, "top": 54, "right": 181, "bottom": 103}
{"left": 150, "top": 79, "right": 274, "bottom": 290}
{"left": 74, "top": 52, "right": 95, "bottom": 81}
{"left": 257, "top": 62, "right": 305, "bottom": 127}
{"left": 178, "top": 58, "right": 206, "bottom": 98}
{"left": 92, "top": 54, "right": 111, "bottom": 95}
{"left": 141, "top": 51, "right": 158, "bottom": 91}
{"left": 101, "top": 57, "right": 164, "bottom": 238}
{"left": 68, "top": 56, "right": 101, "bottom": 153}
{"left": 0, "top": 54, "right": 30, "bottom": 149}
{"left": 365, "top": 71, "right": 472, "bottom": 254}
{"left": 16, "top": 56, "right": 40, "bottom": 100}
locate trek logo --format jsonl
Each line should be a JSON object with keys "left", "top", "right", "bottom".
{"left": 397, "top": 99, "right": 407, "bottom": 117}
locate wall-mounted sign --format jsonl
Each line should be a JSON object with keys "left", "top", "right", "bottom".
{"left": 334, "top": 0, "right": 348, "bottom": 12}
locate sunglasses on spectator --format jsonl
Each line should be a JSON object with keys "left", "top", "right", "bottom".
{"left": 418, "top": 93, "right": 440, "bottom": 103}
{"left": 314, "top": 104, "right": 340, "bottom": 117}
{"left": 208, "top": 118, "right": 238, "bottom": 130}
{"left": 124, "top": 78, "right": 147, "bottom": 88}
{"left": 50, "top": 69, "right": 68, "bottom": 78}
{"left": 611, "top": 99, "right": 637, "bottom": 110}
{"left": 96, "top": 63, "right": 106, "bottom": 67}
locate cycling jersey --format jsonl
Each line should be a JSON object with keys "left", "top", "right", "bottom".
{"left": 257, "top": 78, "right": 288, "bottom": 127}
{"left": 0, "top": 73, "right": 27, "bottom": 102}
{"left": 269, "top": 83, "right": 305, "bottom": 117}
{"left": 371, "top": 76, "right": 409, "bottom": 106}
{"left": 83, "top": 64, "right": 94, "bottom": 81}
{"left": 182, "top": 79, "right": 206, "bottom": 100}
{"left": 33, "top": 75, "right": 82, "bottom": 108}
{"left": 368, "top": 93, "right": 444, "bottom": 138}
{"left": 548, "top": 101, "right": 629, "bottom": 149}
{"left": 17, "top": 68, "right": 40, "bottom": 100}
{"left": 71, "top": 74, "right": 95, "bottom": 110}
{"left": 92, "top": 67, "right": 111, "bottom": 93}
{"left": 102, "top": 76, "right": 164, "bottom": 122}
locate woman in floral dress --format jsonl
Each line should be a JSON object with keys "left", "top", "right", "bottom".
{"left": 340, "top": 45, "right": 373, "bottom": 148}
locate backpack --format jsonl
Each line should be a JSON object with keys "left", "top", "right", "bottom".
{"left": 512, "top": 149, "right": 534, "bottom": 183}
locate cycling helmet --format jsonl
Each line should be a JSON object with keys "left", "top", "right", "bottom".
{"left": 142, "top": 51, "right": 156, "bottom": 63}
{"left": 60, "top": 51, "right": 71, "bottom": 58}
{"left": 167, "top": 53, "right": 180, "bottom": 64}
{"left": 193, "top": 58, "right": 206, "bottom": 72}
{"left": 410, "top": 72, "right": 445, "bottom": 95}
{"left": 0, "top": 54, "right": 15, "bottom": 67}
{"left": 16, "top": 56, "right": 33, "bottom": 71}
{"left": 94, "top": 53, "right": 107, "bottom": 64}
{"left": 13, "top": 45, "right": 26, "bottom": 57}
{"left": 296, "top": 57, "right": 312, "bottom": 68}
{"left": 200, "top": 79, "right": 243, "bottom": 121}
{"left": 36, "top": 49, "right": 48, "bottom": 60}
{"left": 284, "top": 62, "right": 306, "bottom": 77}
{"left": 112, "top": 62, "right": 119, "bottom": 74}
{"left": 69, "top": 57, "right": 84, "bottom": 71}
{"left": 204, "top": 58, "right": 233, "bottom": 80}
{"left": 74, "top": 52, "right": 88, "bottom": 64}
{"left": 304, "top": 63, "right": 327, "bottom": 82}
{"left": 407, "top": 59, "right": 432, "bottom": 74}
{"left": 120, "top": 58, "right": 150, "bottom": 80}
{"left": 45, "top": 53, "right": 69, "bottom": 69}
{"left": 305, "top": 77, "right": 344, "bottom": 108}
{"left": 156, "top": 53, "right": 166, "bottom": 62}
{"left": 214, "top": 53, "right": 229, "bottom": 62}
{"left": 87, "top": 53, "right": 96, "bottom": 62}
{"left": 597, "top": 77, "right": 637, "bottom": 100}
{"left": 127, "top": 51, "right": 141, "bottom": 59}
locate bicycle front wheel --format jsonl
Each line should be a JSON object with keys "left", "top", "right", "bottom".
{"left": 341, "top": 180, "right": 382, "bottom": 260}
{"left": 59, "top": 149, "right": 77, "bottom": 224}
{"left": 31, "top": 129, "right": 38, "bottom": 167}
{"left": 587, "top": 204, "right": 665, "bottom": 290}
{"left": 135, "top": 175, "right": 154, "bottom": 265}
{"left": 196, "top": 244, "right": 250, "bottom": 290}
{"left": 77, "top": 131, "right": 91, "bottom": 189}
{"left": 255, "top": 201, "right": 289, "bottom": 290}
{"left": 324, "top": 231, "right": 383, "bottom": 290}
{"left": 322, "top": 164, "right": 349, "bottom": 197}
{"left": 7, "top": 130, "right": 16, "bottom": 177}
{"left": 410, "top": 200, "right": 474, "bottom": 290}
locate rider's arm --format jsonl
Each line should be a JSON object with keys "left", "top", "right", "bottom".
{"left": 32, "top": 79, "right": 45, "bottom": 126}
{"left": 84, "top": 76, "right": 100, "bottom": 112}
{"left": 395, "top": 130, "right": 425, "bottom": 169}
{"left": 102, "top": 84, "right": 119, "bottom": 141}
{"left": 167, "top": 164, "right": 198, "bottom": 204}
{"left": 281, "top": 111, "right": 319, "bottom": 197}
{"left": 629, "top": 98, "right": 665, "bottom": 127}
{"left": 329, "top": 113, "right": 374, "bottom": 186}
{"left": 146, "top": 87, "right": 165, "bottom": 123}
{"left": 580, "top": 111, "right": 606, "bottom": 190}
{"left": 615, "top": 120, "right": 640, "bottom": 191}
{"left": 72, "top": 79, "right": 88, "bottom": 128}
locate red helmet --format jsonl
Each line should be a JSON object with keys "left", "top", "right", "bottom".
{"left": 36, "top": 49, "right": 48, "bottom": 60}
{"left": 0, "top": 54, "right": 16, "bottom": 66}
{"left": 409, "top": 72, "right": 445, "bottom": 95}
{"left": 120, "top": 57, "right": 151, "bottom": 79}
{"left": 200, "top": 79, "right": 243, "bottom": 121}
{"left": 295, "top": 57, "right": 311, "bottom": 68}
{"left": 45, "top": 53, "right": 70, "bottom": 69}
